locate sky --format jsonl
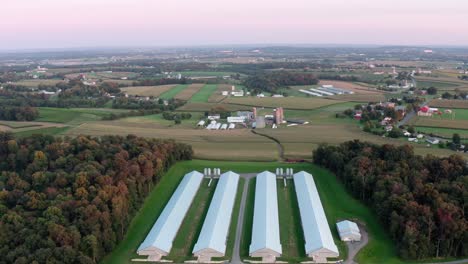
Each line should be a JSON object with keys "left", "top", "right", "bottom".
{"left": 1, "top": 0, "right": 468, "bottom": 50}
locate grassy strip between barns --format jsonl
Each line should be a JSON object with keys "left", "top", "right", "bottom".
{"left": 189, "top": 84, "right": 218, "bottom": 102}
{"left": 159, "top": 84, "right": 189, "bottom": 99}
{"left": 102, "top": 160, "right": 428, "bottom": 264}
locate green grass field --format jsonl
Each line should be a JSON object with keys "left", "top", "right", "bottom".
{"left": 416, "top": 80, "right": 459, "bottom": 89}
{"left": 180, "top": 71, "right": 236, "bottom": 77}
{"left": 189, "top": 84, "right": 218, "bottom": 102}
{"left": 415, "top": 126, "right": 468, "bottom": 138}
{"left": 13, "top": 127, "right": 70, "bottom": 138}
{"left": 102, "top": 160, "right": 405, "bottom": 264}
{"left": 159, "top": 84, "right": 188, "bottom": 99}
{"left": 37, "top": 107, "right": 129, "bottom": 124}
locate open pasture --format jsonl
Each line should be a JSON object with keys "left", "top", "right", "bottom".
{"left": 429, "top": 99, "right": 468, "bottom": 109}
{"left": 120, "top": 84, "right": 176, "bottom": 97}
{"left": 174, "top": 84, "right": 205, "bottom": 101}
{"left": 189, "top": 84, "right": 218, "bottom": 102}
{"left": 224, "top": 97, "right": 343, "bottom": 110}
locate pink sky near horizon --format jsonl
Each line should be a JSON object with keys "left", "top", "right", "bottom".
{"left": 1, "top": 0, "right": 468, "bottom": 49}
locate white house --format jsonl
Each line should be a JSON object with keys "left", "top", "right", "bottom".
{"left": 250, "top": 171, "right": 282, "bottom": 262}
{"left": 336, "top": 220, "right": 361, "bottom": 242}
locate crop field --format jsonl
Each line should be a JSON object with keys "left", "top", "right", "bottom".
{"left": 224, "top": 97, "right": 344, "bottom": 110}
{"left": 103, "top": 160, "right": 405, "bottom": 264}
{"left": 416, "top": 80, "right": 459, "bottom": 89}
{"left": 429, "top": 99, "right": 468, "bottom": 109}
{"left": 409, "top": 117, "right": 468, "bottom": 130}
{"left": 11, "top": 79, "right": 63, "bottom": 87}
{"left": 65, "top": 71, "right": 138, "bottom": 80}
{"left": 0, "top": 121, "right": 68, "bottom": 137}
{"left": 180, "top": 71, "right": 236, "bottom": 77}
{"left": 37, "top": 107, "right": 129, "bottom": 125}
{"left": 415, "top": 76, "right": 468, "bottom": 91}
{"left": 65, "top": 121, "right": 279, "bottom": 161}
{"left": 208, "top": 84, "right": 231, "bottom": 102}
{"left": 319, "top": 80, "right": 383, "bottom": 94}
{"left": 176, "top": 102, "right": 251, "bottom": 112}
{"left": 174, "top": 84, "right": 205, "bottom": 100}
{"left": 189, "top": 84, "right": 218, "bottom": 102}
{"left": 415, "top": 127, "right": 468, "bottom": 138}
{"left": 120, "top": 84, "right": 176, "bottom": 97}
{"left": 327, "top": 94, "right": 386, "bottom": 102}
{"left": 159, "top": 84, "right": 188, "bottom": 99}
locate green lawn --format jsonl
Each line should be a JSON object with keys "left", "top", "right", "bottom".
{"left": 189, "top": 84, "right": 218, "bottom": 102}
{"left": 223, "top": 178, "right": 245, "bottom": 260}
{"left": 159, "top": 84, "right": 188, "bottom": 99}
{"left": 101, "top": 160, "right": 407, "bottom": 264}
{"left": 37, "top": 107, "right": 129, "bottom": 124}
{"left": 240, "top": 177, "right": 255, "bottom": 260}
{"left": 13, "top": 127, "right": 70, "bottom": 138}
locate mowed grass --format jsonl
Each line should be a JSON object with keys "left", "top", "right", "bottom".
{"left": 159, "top": 84, "right": 189, "bottom": 99}
{"left": 37, "top": 107, "right": 128, "bottom": 124}
{"left": 174, "top": 84, "right": 205, "bottom": 101}
{"left": 120, "top": 84, "right": 176, "bottom": 97}
{"left": 168, "top": 179, "right": 217, "bottom": 262}
{"left": 224, "top": 178, "right": 245, "bottom": 260}
{"left": 189, "top": 84, "right": 218, "bottom": 102}
{"left": 224, "top": 97, "right": 344, "bottom": 110}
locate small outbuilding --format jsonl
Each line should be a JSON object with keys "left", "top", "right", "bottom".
{"left": 336, "top": 220, "right": 361, "bottom": 242}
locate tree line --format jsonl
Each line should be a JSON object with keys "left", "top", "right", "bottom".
{"left": 0, "top": 106, "right": 39, "bottom": 121}
{"left": 0, "top": 133, "right": 193, "bottom": 263}
{"left": 243, "top": 71, "right": 319, "bottom": 94}
{"left": 313, "top": 141, "right": 467, "bottom": 260}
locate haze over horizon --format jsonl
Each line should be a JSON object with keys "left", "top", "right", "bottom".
{"left": 2, "top": 0, "right": 468, "bottom": 50}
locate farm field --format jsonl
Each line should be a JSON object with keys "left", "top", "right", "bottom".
{"left": 224, "top": 97, "right": 344, "bottom": 110}
{"left": 429, "top": 99, "right": 468, "bottom": 109}
{"left": 319, "top": 80, "right": 383, "bottom": 94}
{"left": 159, "top": 84, "right": 188, "bottom": 99}
{"left": 208, "top": 84, "right": 231, "bottom": 102}
{"left": 189, "top": 84, "right": 218, "bottom": 102}
{"left": 327, "top": 94, "right": 386, "bottom": 102}
{"left": 174, "top": 83, "right": 205, "bottom": 100}
{"left": 409, "top": 117, "right": 468, "bottom": 130}
{"left": 37, "top": 107, "right": 129, "bottom": 124}
{"left": 120, "top": 84, "right": 176, "bottom": 97}
{"left": 11, "top": 79, "right": 63, "bottom": 87}
{"left": 0, "top": 120, "right": 68, "bottom": 137}
{"left": 176, "top": 102, "right": 251, "bottom": 112}
{"left": 180, "top": 71, "right": 236, "bottom": 77}
{"left": 415, "top": 76, "right": 468, "bottom": 91}
{"left": 415, "top": 126, "right": 468, "bottom": 138}
{"left": 102, "top": 160, "right": 403, "bottom": 264}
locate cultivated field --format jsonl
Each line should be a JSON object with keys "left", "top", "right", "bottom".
{"left": 415, "top": 76, "right": 468, "bottom": 91}
{"left": 319, "top": 80, "right": 383, "bottom": 94}
{"left": 174, "top": 84, "right": 205, "bottom": 101}
{"left": 208, "top": 84, "right": 231, "bottom": 103}
{"left": 120, "top": 84, "right": 176, "bottom": 97}
{"left": 159, "top": 84, "right": 188, "bottom": 99}
{"left": 189, "top": 84, "right": 218, "bottom": 102}
{"left": 37, "top": 107, "right": 129, "bottom": 125}
{"left": 429, "top": 99, "right": 468, "bottom": 109}
{"left": 409, "top": 117, "right": 468, "bottom": 130}
{"left": 102, "top": 160, "right": 403, "bottom": 264}
{"left": 11, "top": 79, "right": 63, "bottom": 87}
{"left": 327, "top": 94, "right": 386, "bottom": 102}
{"left": 176, "top": 102, "right": 251, "bottom": 112}
{"left": 224, "top": 97, "right": 344, "bottom": 110}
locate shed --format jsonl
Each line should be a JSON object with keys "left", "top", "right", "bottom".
{"left": 336, "top": 220, "right": 361, "bottom": 242}
{"left": 249, "top": 171, "right": 282, "bottom": 262}
{"left": 193, "top": 171, "right": 240, "bottom": 262}
{"left": 137, "top": 171, "right": 204, "bottom": 261}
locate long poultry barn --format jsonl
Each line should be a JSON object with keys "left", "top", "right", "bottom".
{"left": 192, "top": 171, "right": 240, "bottom": 262}
{"left": 136, "top": 171, "right": 204, "bottom": 261}
{"left": 293, "top": 171, "right": 339, "bottom": 263}
{"left": 249, "top": 171, "right": 282, "bottom": 263}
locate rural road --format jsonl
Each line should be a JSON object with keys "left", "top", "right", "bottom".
{"left": 231, "top": 173, "right": 256, "bottom": 264}
{"left": 343, "top": 225, "right": 369, "bottom": 264}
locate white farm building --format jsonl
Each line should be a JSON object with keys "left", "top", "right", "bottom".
{"left": 293, "top": 171, "right": 339, "bottom": 263}
{"left": 192, "top": 171, "right": 240, "bottom": 262}
{"left": 137, "top": 171, "right": 204, "bottom": 261}
{"left": 336, "top": 220, "right": 361, "bottom": 242}
{"left": 249, "top": 171, "right": 282, "bottom": 262}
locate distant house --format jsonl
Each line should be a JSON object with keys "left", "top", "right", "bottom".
{"left": 207, "top": 115, "right": 220, "bottom": 120}
{"left": 426, "top": 137, "right": 441, "bottom": 145}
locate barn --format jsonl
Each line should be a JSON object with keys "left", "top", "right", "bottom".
{"left": 249, "top": 171, "right": 282, "bottom": 262}
{"left": 336, "top": 220, "right": 361, "bottom": 242}
{"left": 137, "top": 171, "right": 204, "bottom": 261}
{"left": 293, "top": 171, "right": 339, "bottom": 263}
{"left": 192, "top": 171, "right": 240, "bottom": 262}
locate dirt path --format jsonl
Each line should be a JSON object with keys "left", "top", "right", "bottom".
{"left": 343, "top": 225, "right": 369, "bottom": 264}
{"left": 251, "top": 129, "right": 284, "bottom": 161}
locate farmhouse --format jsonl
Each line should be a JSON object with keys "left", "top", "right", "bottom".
{"left": 426, "top": 137, "right": 441, "bottom": 145}
{"left": 336, "top": 220, "right": 361, "bottom": 242}
{"left": 293, "top": 171, "right": 339, "bottom": 263}
{"left": 137, "top": 171, "right": 204, "bottom": 261}
{"left": 250, "top": 171, "right": 282, "bottom": 262}
{"left": 192, "top": 171, "right": 240, "bottom": 262}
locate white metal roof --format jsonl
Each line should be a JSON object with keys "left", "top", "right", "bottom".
{"left": 293, "top": 171, "right": 338, "bottom": 255}
{"left": 137, "top": 171, "right": 204, "bottom": 254}
{"left": 336, "top": 220, "right": 360, "bottom": 236}
{"left": 193, "top": 171, "right": 240, "bottom": 255}
{"left": 249, "top": 171, "right": 282, "bottom": 255}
